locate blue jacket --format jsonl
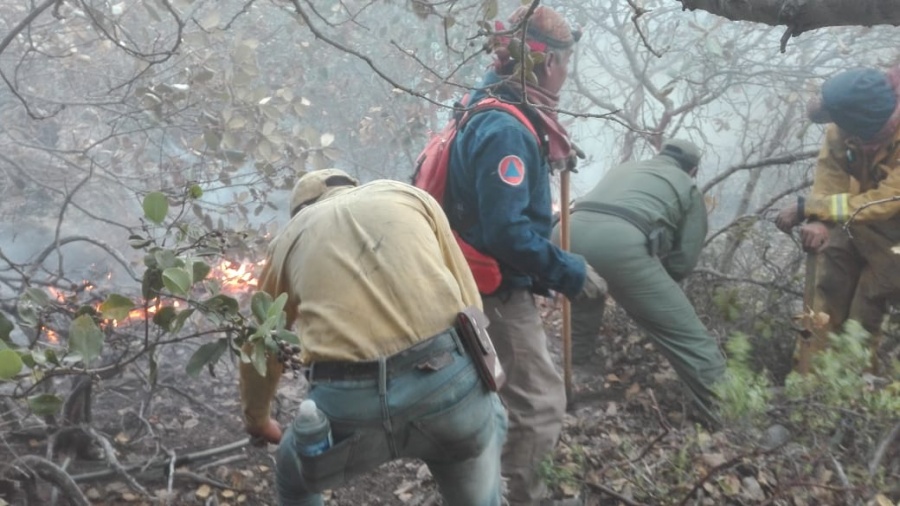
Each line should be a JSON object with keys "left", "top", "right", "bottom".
{"left": 445, "top": 72, "right": 586, "bottom": 298}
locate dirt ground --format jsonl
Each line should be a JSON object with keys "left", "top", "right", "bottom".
{"left": 1, "top": 297, "right": 896, "bottom": 506}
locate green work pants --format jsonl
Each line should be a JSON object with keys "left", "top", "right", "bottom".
{"left": 563, "top": 213, "right": 725, "bottom": 423}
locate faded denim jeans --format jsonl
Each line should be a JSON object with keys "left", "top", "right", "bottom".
{"left": 275, "top": 330, "right": 507, "bottom": 506}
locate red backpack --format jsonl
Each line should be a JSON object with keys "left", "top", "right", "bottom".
{"left": 412, "top": 96, "right": 540, "bottom": 294}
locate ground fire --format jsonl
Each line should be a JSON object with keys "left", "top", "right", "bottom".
{"left": 39, "top": 258, "right": 263, "bottom": 343}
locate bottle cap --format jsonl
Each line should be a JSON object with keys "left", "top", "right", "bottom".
{"left": 299, "top": 399, "right": 317, "bottom": 418}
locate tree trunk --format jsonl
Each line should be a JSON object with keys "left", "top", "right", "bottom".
{"left": 679, "top": 0, "right": 900, "bottom": 51}
{"left": 679, "top": 0, "right": 900, "bottom": 33}
{"left": 718, "top": 167, "right": 763, "bottom": 274}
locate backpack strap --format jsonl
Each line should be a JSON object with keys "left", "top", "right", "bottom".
{"left": 458, "top": 97, "right": 543, "bottom": 148}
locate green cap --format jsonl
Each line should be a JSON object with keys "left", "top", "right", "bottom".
{"left": 659, "top": 139, "right": 702, "bottom": 170}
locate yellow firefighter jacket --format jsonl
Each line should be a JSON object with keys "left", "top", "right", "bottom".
{"left": 804, "top": 124, "right": 900, "bottom": 223}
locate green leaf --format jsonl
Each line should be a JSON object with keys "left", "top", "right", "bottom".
{"left": 189, "top": 184, "right": 203, "bottom": 199}
{"left": 128, "top": 234, "right": 152, "bottom": 249}
{"left": 482, "top": 0, "right": 498, "bottom": 19}
{"left": 17, "top": 304, "right": 38, "bottom": 328}
{"left": 186, "top": 339, "right": 228, "bottom": 377}
{"left": 153, "top": 249, "right": 179, "bottom": 270}
{"left": 0, "top": 349, "right": 24, "bottom": 379}
{"left": 24, "top": 288, "right": 51, "bottom": 307}
{"left": 205, "top": 294, "right": 239, "bottom": 316}
{"left": 267, "top": 293, "right": 288, "bottom": 320}
{"left": 69, "top": 315, "right": 104, "bottom": 365}
{"left": 20, "top": 352, "right": 36, "bottom": 368}
{"left": 45, "top": 349, "right": 60, "bottom": 366}
{"left": 143, "top": 191, "right": 169, "bottom": 224}
{"left": 30, "top": 350, "right": 47, "bottom": 369}
{"left": 250, "top": 291, "right": 273, "bottom": 324}
{"left": 192, "top": 260, "right": 211, "bottom": 283}
{"left": 152, "top": 305, "right": 178, "bottom": 331}
{"left": 162, "top": 267, "right": 193, "bottom": 296}
{"left": 0, "top": 313, "right": 13, "bottom": 344}
{"left": 142, "top": 269, "right": 164, "bottom": 300}
{"left": 251, "top": 340, "right": 268, "bottom": 376}
{"left": 172, "top": 308, "right": 195, "bottom": 333}
{"left": 276, "top": 329, "right": 300, "bottom": 346}
{"left": 28, "top": 394, "right": 63, "bottom": 416}
{"left": 99, "top": 294, "right": 135, "bottom": 322}
{"left": 73, "top": 305, "right": 98, "bottom": 318}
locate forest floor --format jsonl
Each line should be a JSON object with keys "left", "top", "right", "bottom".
{"left": 1, "top": 297, "right": 897, "bottom": 506}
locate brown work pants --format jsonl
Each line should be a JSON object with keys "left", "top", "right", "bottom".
{"left": 800, "top": 221, "right": 900, "bottom": 371}
{"left": 483, "top": 289, "right": 566, "bottom": 506}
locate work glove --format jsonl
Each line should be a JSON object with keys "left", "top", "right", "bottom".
{"left": 575, "top": 264, "right": 607, "bottom": 301}
{"left": 799, "top": 221, "right": 830, "bottom": 253}
{"left": 247, "top": 418, "right": 283, "bottom": 446}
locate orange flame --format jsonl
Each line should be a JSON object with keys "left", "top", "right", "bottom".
{"left": 38, "top": 258, "right": 261, "bottom": 336}
{"left": 43, "top": 328, "right": 60, "bottom": 344}
{"left": 48, "top": 287, "right": 67, "bottom": 302}
{"left": 213, "top": 259, "right": 262, "bottom": 293}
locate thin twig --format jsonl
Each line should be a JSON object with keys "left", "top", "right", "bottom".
{"left": 166, "top": 448, "right": 177, "bottom": 503}
{"left": 87, "top": 427, "right": 151, "bottom": 497}
{"left": 844, "top": 195, "right": 900, "bottom": 228}
{"left": 624, "top": 0, "right": 664, "bottom": 58}
{"left": 5, "top": 454, "right": 91, "bottom": 506}
{"left": 24, "top": 235, "right": 138, "bottom": 282}
{"left": 197, "top": 454, "right": 248, "bottom": 471}
{"left": 0, "top": 0, "right": 57, "bottom": 58}
{"left": 676, "top": 443, "right": 785, "bottom": 506}
{"left": 71, "top": 438, "right": 250, "bottom": 482}
{"left": 173, "top": 470, "right": 238, "bottom": 491}
{"left": 869, "top": 420, "right": 900, "bottom": 477}
{"left": 586, "top": 481, "right": 648, "bottom": 506}
{"left": 158, "top": 382, "right": 225, "bottom": 417}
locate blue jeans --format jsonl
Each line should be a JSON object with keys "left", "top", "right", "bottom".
{"left": 275, "top": 330, "right": 507, "bottom": 506}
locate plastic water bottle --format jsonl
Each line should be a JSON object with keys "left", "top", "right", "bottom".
{"left": 291, "top": 399, "right": 333, "bottom": 456}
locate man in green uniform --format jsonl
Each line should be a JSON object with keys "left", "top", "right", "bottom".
{"left": 556, "top": 139, "right": 726, "bottom": 424}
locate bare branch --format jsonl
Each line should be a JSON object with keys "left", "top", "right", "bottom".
{"left": 869, "top": 420, "right": 900, "bottom": 477}
{"left": 71, "top": 438, "right": 251, "bottom": 482}
{"left": 25, "top": 235, "right": 138, "bottom": 282}
{"left": 843, "top": 195, "right": 900, "bottom": 228}
{"left": 0, "top": 0, "right": 58, "bottom": 59}
{"left": 679, "top": 0, "right": 900, "bottom": 44}
{"left": 5, "top": 454, "right": 91, "bottom": 506}
{"left": 701, "top": 150, "right": 818, "bottom": 194}
{"left": 624, "top": 0, "right": 664, "bottom": 58}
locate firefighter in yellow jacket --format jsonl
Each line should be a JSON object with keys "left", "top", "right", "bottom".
{"left": 776, "top": 66, "right": 900, "bottom": 371}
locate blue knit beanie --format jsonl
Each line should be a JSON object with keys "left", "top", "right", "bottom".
{"left": 820, "top": 68, "right": 896, "bottom": 141}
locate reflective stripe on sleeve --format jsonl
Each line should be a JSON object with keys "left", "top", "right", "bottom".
{"left": 830, "top": 193, "right": 850, "bottom": 222}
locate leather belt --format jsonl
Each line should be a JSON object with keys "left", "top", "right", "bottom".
{"left": 304, "top": 328, "right": 461, "bottom": 383}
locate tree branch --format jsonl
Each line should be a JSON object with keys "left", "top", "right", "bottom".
{"left": 679, "top": 0, "right": 900, "bottom": 47}
{"left": 71, "top": 438, "right": 251, "bottom": 482}
{"left": 24, "top": 235, "right": 138, "bottom": 282}
{"left": 701, "top": 150, "right": 818, "bottom": 194}
{"left": 5, "top": 454, "right": 91, "bottom": 506}
{"left": 0, "top": 0, "right": 58, "bottom": 59}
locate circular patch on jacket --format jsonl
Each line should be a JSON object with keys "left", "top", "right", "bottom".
{"left": 497, "top": 155, "right": 526, "bottom": 186}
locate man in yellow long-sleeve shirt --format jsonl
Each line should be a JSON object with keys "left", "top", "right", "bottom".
{"left": 777, "top": 66, "right": 900, "bottom": 371}
{"left": 239, "top": 169, "right": 507, "bottom": 506}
